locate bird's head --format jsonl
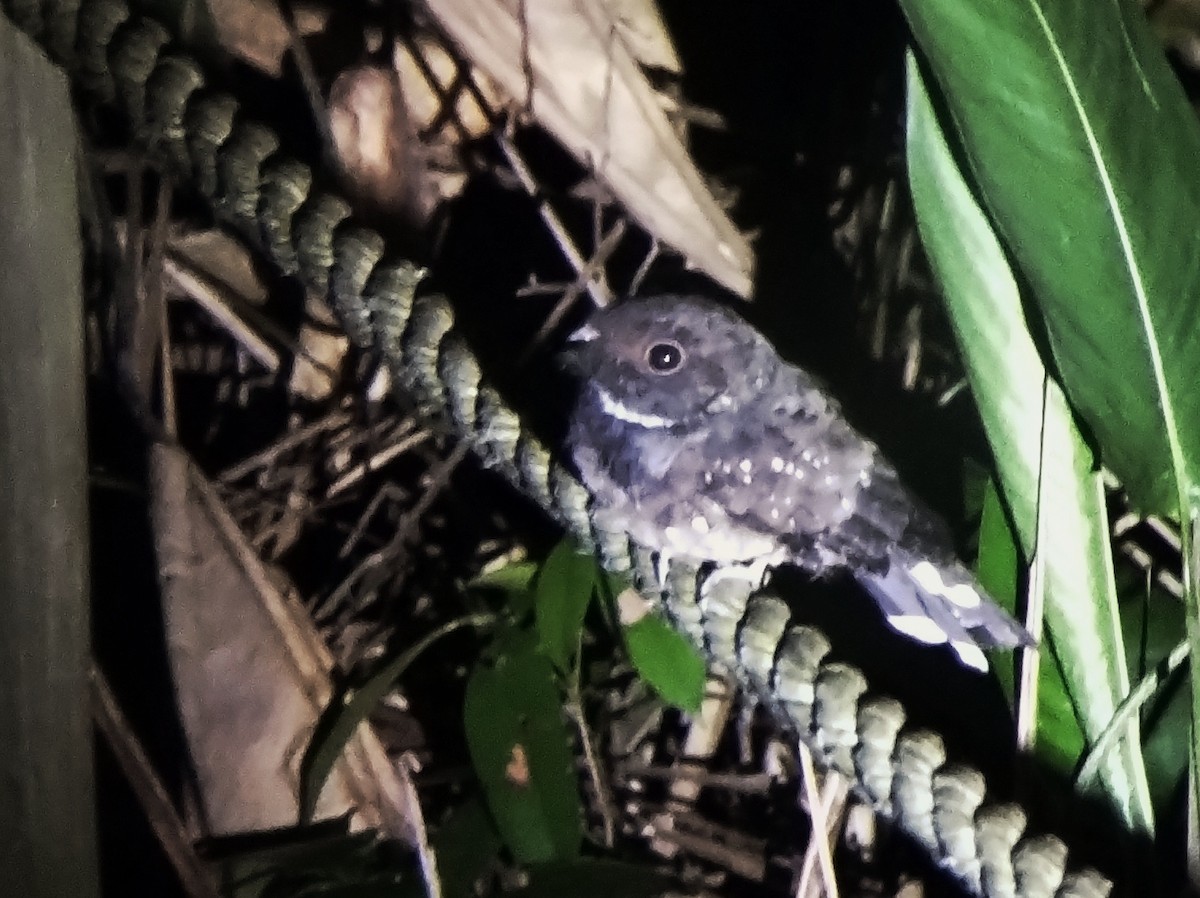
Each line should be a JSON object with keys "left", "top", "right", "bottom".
{"left": 564, "top": 295, "right": 779, "bottom": 431}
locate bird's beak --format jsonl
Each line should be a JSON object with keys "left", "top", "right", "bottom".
{"left": 560, "top": 323, "right": 600, "bottom": 375}
{"left": 568, "top": 323, "right": 600, "bottom": 343}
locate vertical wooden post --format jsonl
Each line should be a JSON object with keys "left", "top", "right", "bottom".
{"left": 0, "top": 17, "right": 98, "bottom": 898}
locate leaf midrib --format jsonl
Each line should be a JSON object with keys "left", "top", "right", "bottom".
{"left": 1025, "top": 0, "right": 1189, "bottom": 509}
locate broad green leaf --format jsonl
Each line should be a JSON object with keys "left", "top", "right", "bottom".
{"left": 534, "top": 539, "right": 598, "bottom": 673}
{"left": 906, "top": 56, "right": 1153, "bottom": 833}
{"left": 900, "top": 0, "right": 1200, "bottom": 519}
{"left": 624, "top": 614, "right": 706, "bottom": 713}
{"left": 463, "top": 630, "right": 582, "bottom": 863}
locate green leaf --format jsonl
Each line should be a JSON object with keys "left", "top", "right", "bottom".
{"left": 463, "top": 630, "right": 583, "bottom": 863}
{"left": 469, "top": 559, "right": 540, "bottom": 620}
{"left": 1117, "top": 574, "right": 1190, "bottom": 815}
{"left": 534, "top": 539, "right": 597, "bottom": 673}
{"left": 977, "top": 479, "right": 1090, "bottom": 777}
{"left": 469, "top": 559, "right": 539, "bottom": 595}
{"left": 974, "top": 477, "right": 1019, "bottom": 627}
{"left": 900, "top": 0, "right": 1200, "bottom": 519}
{"left": 300, "top": 614, "right": 493, "bottom": 822}
{"left": 624, "top": 614, "right": 706, "bottom": 713}
{"left": 430, "top": 798, "right": 502, "bottom": 898}
{"left": 974, "top": 477, "right": 1024, "bottom": 698}
{"left": 906, "top": 54, "right": 1153, "bottom": 833}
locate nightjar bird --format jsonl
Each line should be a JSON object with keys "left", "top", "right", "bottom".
{"left": 564, "top": 294, "right": 1033, "bottom": 671}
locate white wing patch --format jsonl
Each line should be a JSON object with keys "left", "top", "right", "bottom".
{"left": 890, "top": 616, "right": 989, "bottom": 671}
{"left": 950, "top": 642, "right": 988, "bottom": 673}
{"left": 886, "top": 614, "right": 948, "bottom": 645}
{"left": 908, "top": 560, "right": 982, "bottom": 609}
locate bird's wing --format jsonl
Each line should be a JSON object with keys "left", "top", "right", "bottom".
{"left": 694, "top": 380, "right": 1035, "bottom": 670}
{"left": 690, "top": 401, "right": 875, "bottom": 567}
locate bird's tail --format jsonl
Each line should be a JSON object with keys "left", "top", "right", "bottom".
{"left": 855, "top": 551, "right": 1034, "bottom": 673}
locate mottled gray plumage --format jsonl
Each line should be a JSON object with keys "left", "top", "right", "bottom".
{"left": 565, "top": 294, "right": 1033, "bottom": 671}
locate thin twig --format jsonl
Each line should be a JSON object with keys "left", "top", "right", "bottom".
{"left": 339, "top": 482, "right": 409, "bottom": 559}
{"left": 314, "top": 536, "right": 405, "bottom": 625}
{"left": 220, "top": 409, "right": 354, "bottom": 482}
{"left": 565, "top": 696, "right": 618, "bottom": 847}
{"left": 1075, "top": 637, "right": 1189, "bottom": 789}
{"left": 496, "top": 133, "right": 610, "bottom": 307}
{"left": 637, "top": 807, "right": 768, "bottom": 881}
{"left": 796, "top": 744, "right": 840, "bottom": 898}
{"left": 151, "top": 179, "right": 178, "bottom": 438}
{"left": 326, "top": 427, "right": 432, "bottom": 497}
{"left": 389, "top": 440, "right": 472, "bottom": 550}
{"left": 91, "top": 664, "right": 224, "bottom": 898}
{"left": 317, "top": 441, "right": 471, "bottom": 627}
{"left": 617, "top": 762, "right": 776, "bottom": 795}
{"left": 628, "top": 238, "right": 660, "bottom": 297}
{"left": 517, "top": 0, "right": 534, "bottom": 114}
{"left": 164, "top": 253, "right": 281, "bottom": 372}
{"left": 519, "top": 220, "right": 626, "bottom": 363}
{"left": 252, "top": 468, "right": 317, "bottom": 559}
{"left": 278, "top": 0, "right": 337, "bottom": 172}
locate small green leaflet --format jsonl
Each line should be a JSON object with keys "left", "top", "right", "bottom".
{"left": 623, "top": 613, "right": 706, "bottom": 713}
{"left": 534, "top": 539, "right": 598, "bottom": 674}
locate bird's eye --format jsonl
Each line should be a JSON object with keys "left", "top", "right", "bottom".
{"left": 646, "top": 341, "right": 684, "bottom": 373}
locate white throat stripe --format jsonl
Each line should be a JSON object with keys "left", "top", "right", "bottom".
{"left": 597, "top": 387, "right": 673, "bottom": 429}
